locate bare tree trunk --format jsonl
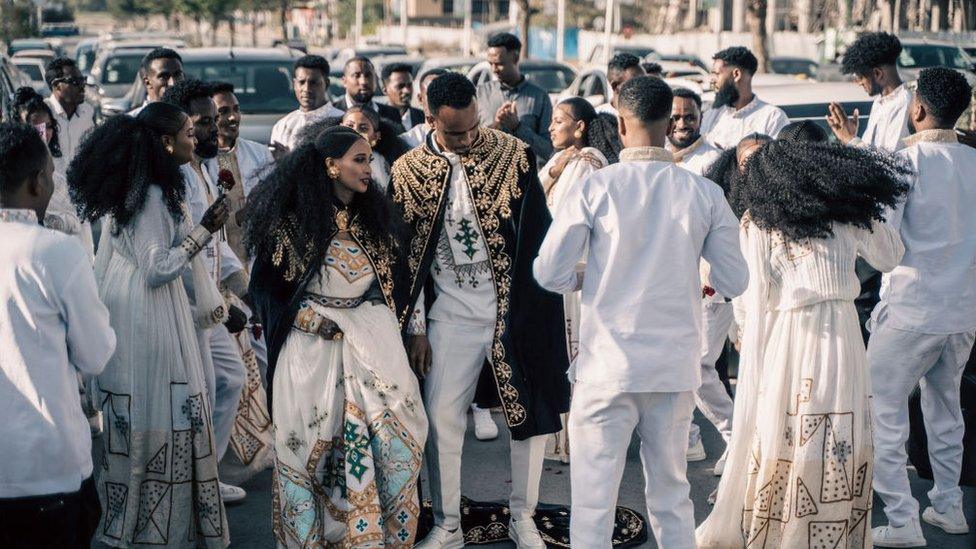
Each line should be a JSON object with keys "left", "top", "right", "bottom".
{"left": 229, "top": 14, "right": 236, "bottom": 47}
{"left": 747, "top": 0, "right": 770, "bottom": 73}
{"left": 664, "top": 0, "right": 684, "bottom": 34}
{"left": 516, "top": 0, "right": 529, "bottom": 59}
{"left": 280, "top": 0, "right": 289, "bottom": 40}
{"left": 250, "top": 11, "right": 258, "bottom": 46}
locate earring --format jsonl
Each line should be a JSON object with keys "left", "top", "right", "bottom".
{"left": 573, "top": 130, "right": 584, "bottom": 139}
{"left": 370, "top": 139, "right": 378, "bottom": 148}
{"left": 165, "top": 145, "right": 175, "bottom": 154}
{"left": 328, "top": 165, "right": 340, "bottom": 180}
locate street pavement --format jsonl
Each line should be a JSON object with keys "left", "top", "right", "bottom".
{"left": 215, "top": 409, "right": 975, "bottom": 548}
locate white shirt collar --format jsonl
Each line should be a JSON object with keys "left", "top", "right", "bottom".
{"left": 727, "top": 95, "right": 764, "bottom": 118}
{"left": 0, "top": 208, "right": 39, "bottom": 224}
{"left": 619, "top": 146, "right": 674, "bottom": 163}
{"left": 666, "top": 136, "right": 706, "bottom": 163}
{"left": 46, "top": 95, "right": 68, "bottom": 117}
{"left": 344, "top": 93, "right": 376, "bottom": 112}
{"left": 877, "top": 84, "right": 908, "bottom": 105}
{"left": 900, "top": 128, "right": 958, "bottom": 148}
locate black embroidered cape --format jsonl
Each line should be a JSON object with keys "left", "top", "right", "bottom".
{"left": 249, "top": 217, "right": 411, "bottom": 407}
{"left": 390, "top": 128, "right": 571, "bottom": 441}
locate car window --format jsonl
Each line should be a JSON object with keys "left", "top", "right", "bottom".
{"left": 77, "top": 47, "right": 96, "bottom": 74}
{"left": 780, "top": 101, "right": 873, "bottom": 139}
{"left": 579, "top": 73, "right": 605, "bottom": 98}
{"left": 102, "top": 54, "right": 143, "bottom": 84}
{"left": 15, "top": 63, "right": 42, "bottom": 81}
{"left": 899, "top": 45, "right": 970, "bottom": 70}
{"left": 523, "top": 67, "right": 575, "bottom": 93}
{"left": 184, "top": 60, "right": 299, "bottom": 114}
{"left": 770, "top": 59, "right": 817, "bottom": 77}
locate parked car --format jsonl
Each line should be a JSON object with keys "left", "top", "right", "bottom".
{"left": 770, "top": 56, "right": 819, "bottom": 79}
{"left": 587, "top": 44, "right": 660, "bottom": 64}
{"left": 755, "top": 81, "right": 874, "bottom": 140}
{"left": 332, "top": 45, "right": 408, "bottom": 68}
{"left": 7, "top": 38, "right": 60, "bottom": 57}
{"left": 102, "top": 47, "right": 301, "bottom": 144}
{"left": 467, "top": 59, "right": 577, "bottom": 102}
{"left": 658, "top": 53, "right": 707, "bottom": 71}
{"left": 559, "top": 66, "right": 703, "bottom": 108}
{"left": 416, "top": 56, "right": 482, "bottom": 78}
{"left": 12, "top": 58, "right": 49, "bottom": 95}
{"left": 654, "top": 59, "right": 709, "bottom": 84}
{"left": 87, "top": 46, "right": 154, "bottom": 108}
{"left": 12, "top": 49, "right": 56, "bottom": 63}
{"left": 0, "top": 53, "right": 25, "bottom": 112}
{"left": 74, "top": 37, "right": 99, "bottom": 75}
{"left": 40, "top": 22, "right": 80, "bottom": 37}
{"left": 897, "top": 39, "right": 976, "bottom": 85}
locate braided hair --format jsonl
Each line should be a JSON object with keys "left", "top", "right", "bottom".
{"left": 557, "top": 97, "right": 621, "bottom": 164}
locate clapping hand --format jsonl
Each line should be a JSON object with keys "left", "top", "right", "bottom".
{"left": 495, "top": 101, "right": 520, "bottom": 132}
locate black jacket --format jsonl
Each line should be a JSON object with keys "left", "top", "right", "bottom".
{"left": 334, "top": 96, "right": 404, "bottom": 132}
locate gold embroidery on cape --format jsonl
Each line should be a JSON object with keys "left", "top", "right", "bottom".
{"left": 391, "top": 128, "right": 530, "bottom": 426}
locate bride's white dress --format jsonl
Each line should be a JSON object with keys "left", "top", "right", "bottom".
{"left": 697, "top": 218, "right": 903, "bottom": 548}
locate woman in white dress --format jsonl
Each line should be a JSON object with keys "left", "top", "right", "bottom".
{"left": 246, "top": 126, "right": 427, "bottom": 548}
{"left": 68, "top": 103, "right": 232, "bottom": 548}
{"left": 697, "top": 139, "right": 910, "bottom": 548}
{"left": 538, "top": 97, "right": 620, "bottom": 463}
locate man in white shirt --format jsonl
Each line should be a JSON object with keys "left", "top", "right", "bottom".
{"left": 534, "top": 76, "right": 749, "bottom": 549}
{"left": 595, "top": 52, "right": 646, "bottom": 117}
{"left": 165, "top": 80, "right": 251, "bottom": 504}
{"left": 666, "top": 87, "right": 733, "bottom": 471}
{"left": 0, "top": 123, "right": 116, "bottom": 547}
{"left": 701, "top": 46, "right": 789, "bottom": 149}
{"left": 128, "top": 48, "right": 184, "bottom": 117}
{"left": 400, "top": 68, "right": 449, "bottom": 148}
{"left": 392, "top": 72, "right": 570, "bottom": 549}
{"left": 43, "top": 58, "right": 94, "bottom": 164}
{"left": 381, "top": 62, "right": 424, "bottom": 131}
{"left": 869, "top": 68, "right": 976, "bottom": 547}
{"left": 827, "top": 32, "right": 910, "bottom": 152}
{"left": 269, "top": 55, "right": 344, "bottom": 156}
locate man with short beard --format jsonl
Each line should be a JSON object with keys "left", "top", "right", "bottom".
{"left": 269, "top": 55, "right": 343, "bottom": 154}
{"left": 164, "top": 79, "right": 250, "bottom": 504}
{"left": 667, "top": 88, "right": 721, "bottom": 176}
{"left": 827, "top": 32, "right": 910, "bottom": 152}
{"left": 700, "top": 46, "right": 788, "bottom": 149}
{"left": 336, "top": 56, "right": 402, "bottom": 124}
{"left": 128, "top": 48, "right": 184, "bottom": 117}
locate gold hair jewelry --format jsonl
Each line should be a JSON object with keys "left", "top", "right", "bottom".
{"left": 370, "top": 139, "right": 378, "bottom": 148}
{"left": 166, "top": 145, "right": 175, "bottom": 154}
{"left": 327, "top": 165, "right": 340, "bottom": 180}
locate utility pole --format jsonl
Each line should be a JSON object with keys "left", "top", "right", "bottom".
{"left": 556, "top": 0, "right": 566, "bottom": 62}
{"left": 603, "top": 0, "right": 614, "bottom": 64}
{"left": 355, "top": 0, "right": 363, "bottom": 45}
{"left": 400, "top": 0, "right": 408, "bottom": 46}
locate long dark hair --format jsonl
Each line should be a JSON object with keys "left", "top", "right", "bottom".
{"left": 744, "top": 140, "right": 911, "bottom": 240}
{"left": 9, "top": 87, "right": 62, "bottom": 158}
{"left": 704, "top": 133, "right": 772, "bottom": 218}
{"left": 558, "top": 97, "right": 621, "bottom": 164}
{"left": 67, "top": 102, "right": 189, "bottom": 232}
{"left": 245, "top": 126, "right": 405, "bottom": 270}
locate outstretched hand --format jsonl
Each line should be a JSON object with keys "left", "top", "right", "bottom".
{"left": 826, "top": 102, "right": 859, "bottom": 144}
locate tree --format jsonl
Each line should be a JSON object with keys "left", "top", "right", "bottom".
{"left": 746, "top": 0, "right": 770, "bottom": 73}
{"left": 515, "top": 0, "right": 529, "bottom": 59}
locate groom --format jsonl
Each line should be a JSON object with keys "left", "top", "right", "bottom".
{"left": 534, "top": 76, "right": 748, "bottom": 548}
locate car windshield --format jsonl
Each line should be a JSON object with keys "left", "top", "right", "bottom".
{"left": 524, "top": 66, "right": 575, "bottom": 93}
{"left": 77, "top": 47, "right": 96, "bottom": 74}
{"left": 184, "top": 60, "right": 298, "bottom": 114}
{"left": 15, "top": 63, "right": 43, "bottom": 81}
{"left": 101, "top": 53, "right": 144, "bottom": 85}
{"left": 780, "top": 101, "right": 874, "bottom": 140}
{"left": 899, "top": 44, "right": 971, "bottom": 70}
{"left": 771, "top": 59, "right": 817, "bottom": 77}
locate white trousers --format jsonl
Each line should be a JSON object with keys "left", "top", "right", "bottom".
{"left": 689, "top": 301, "right": 735, "bottom": 447}
{"left": 424, "top": 320, "right": 546, "bottom": 530}
{"left": 198, "top": 324, "right": 247, "bottom": 462}
{"left": 868, "top": 319, "right": 975, "bottom": 527}
{"left": 569, "top": 384, "right": 696, "bottom": 549}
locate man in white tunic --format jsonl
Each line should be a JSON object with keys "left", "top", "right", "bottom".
{"left": 128, "top": 48, "right": 184, "bottom": 117}
{"left": 700, "top": 47, "right": 789, "bottom": 149}
{"left": 666, "top": 87, "right": 733, "bottom": 471}
{"left": 165, "top": 80, "right": 250, "bottom": 504}
{"left": 0, "top": 123, "right": 116, "bottom": 546}
{"left": 827, "top": 32, "right": 911, "bottom": 152}
{"left": 43, "top": 58, "right": 94, "bottom": 164}
{"left": 869, "top": 68, "right": 976, "bottom": 547}
{"left": 534, "top": 76, "right": 749, "bottom": 549}
{"left": 269, "top": 55, "right": 343, "bottom": 156}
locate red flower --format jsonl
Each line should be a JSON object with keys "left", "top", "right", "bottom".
{"left": 217, "top": 169, "right": 236, "bottom": 191}
{"left": 702, "top": 285, "right": 716, "bottom": 298}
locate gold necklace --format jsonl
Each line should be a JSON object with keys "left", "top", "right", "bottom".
{"left": 335, "top": 208, "right": 351, "bottom": 231}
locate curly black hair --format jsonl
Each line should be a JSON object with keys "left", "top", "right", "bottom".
{"left": 487, "top": 32, "right": 521, "bottom": 53}
{"left": 778, "top": 120, "right": 828, "bottom": 143}
{"left": 558, "top": 98, "right": 620, "bottom": 164}
{"left": 9, "top": 87, "right": 61, "bottom": 158}
{"left": 141, "top": 47, "right": 182, "bottom": 74}
{"left": 381, "top": 62, "right": 413, "bottom": 84}
{"left": 704, "top": 133, "right": 772, "bottom": 217}
{"left": 162, "top": 78, "right": 213, "bottom": 114}
{"left": 642, "top": 62, "right": 663, "bottom": 76}
{"left": 67, "top": 102, "right": 189, "bottom": 232}
{"left": 713, "top": 46, "right": 759, "bottom": 74}
{"left": 841, "top": 32, "right": 901, "bottom": 75}
{"left": 0, "top": 122, "right": 48, "bottom": 195}
{"left": 426, "top": 72, "right": 476, "bottom": 115}
{"left": 672, "top": 87, "right": 702, "bottom": 109}
{"left": 294, "top": 54, "right": 330, "bottom": 76}
{"left": 608, "top": 53, "right": 642, "bottom": 74}
{"left": 618, "top": 75, "right": 672, "bottom": 122}
{"left": 244, "top": 126, "right": 405, "bottom": 270}
{"left": 44, "top": 57, "right": 77, "bottom": 88}
{"left": 916, "top": 67, "right": 972, "bottom": 126}
{"left": 744, "top": 140, "right": 910, "bottom": 241}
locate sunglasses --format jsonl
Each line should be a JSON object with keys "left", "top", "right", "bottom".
{"left": 53, "top": 76, "right": 86, "bottom": 87}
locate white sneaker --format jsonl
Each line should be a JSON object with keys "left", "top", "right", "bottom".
{"left": 219, "top": 482, "right": 246, "bottom": 503}
{"left": 509, "top": 516, "right": 546, "bottom": 548}
{"left": 686, "top": 439, "right": 706, "bottom": 462}
{"left": 415, "top": 525, "right": 464, "bottom": 549}
{"left": 922, "top": 505, "right": 969, "bottom": 534}
{"left": 872, "top": 518, "right": 927, "bottom": 547}
{"left": 472, "top": 404, "right": 498, "bottom": 441}
{"left": 713, "top": 451, "right": 727, "bottom": 476}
